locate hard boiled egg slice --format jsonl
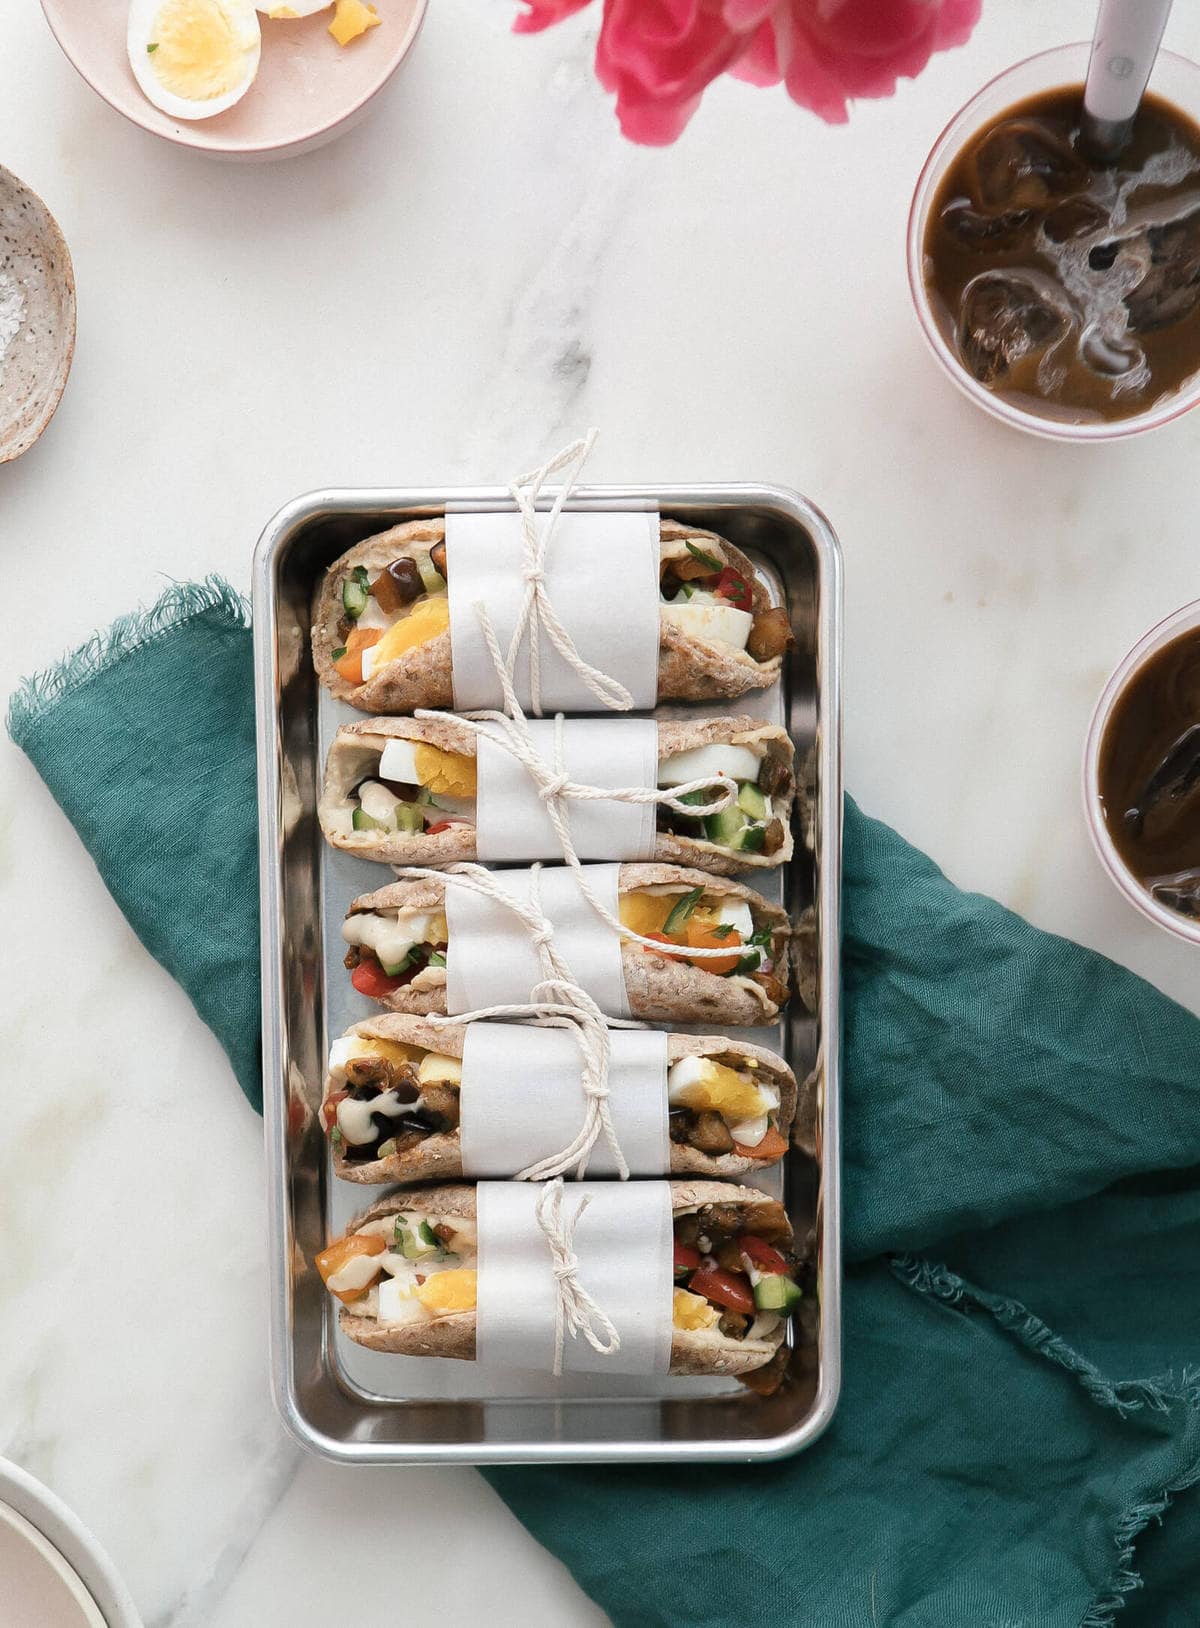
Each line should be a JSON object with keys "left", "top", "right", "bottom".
{"left": 661, "top": 600, "right": 753, "bottom": 652}
{"left": 658, "top": 742, "right": 761, "bottom": 787}
{"left": 667, "top": 1057, "right": 773, "bottom": 1123}
{"left": 128, "top": 0, "right": 261, "bottom": 121}
{"left": 258, "top": 1, "right": 330, "bottom": 14}
{"left": 378, "top": 738, "right": 422, "bottom": 785}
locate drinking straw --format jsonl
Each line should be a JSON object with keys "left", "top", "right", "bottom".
{"left": 1082, "top": 0, "right": 1174, "bottom": 159}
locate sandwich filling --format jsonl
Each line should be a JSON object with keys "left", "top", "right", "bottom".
{"left": 316, "top": 1208, "right": 478, "bottom": 1326}
{"left": 617, "top": 886, "right": 788, "bottom": 1009}
{"left": 331, "top": 540, "right": 449, "bottom": 689}
{"left": 327, "top": 732, "right": 791, "bottom": 859}
{"left": 658, "top": 537, "right": 792, "bottom": 663}
{"left": 321, "top": 1034, "right": 461, "bottom": 1163}
{"left": 672, "top": 1199, "right": 804, "bottom": 1392}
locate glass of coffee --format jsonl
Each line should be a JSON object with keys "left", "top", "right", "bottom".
{"left": 908, "top": 44, "right": 1200, "bottom": 440}
{"left": 1084, "top": 599, "right": 1200, "bottom": 945}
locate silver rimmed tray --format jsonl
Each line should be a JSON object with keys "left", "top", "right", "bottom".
{"left": 253, "top": 483, "right": 842, "bottom": 1463}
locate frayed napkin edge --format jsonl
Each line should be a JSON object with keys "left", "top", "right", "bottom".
{"left": 6, "top": 575, "right": 250, "bottom": 748}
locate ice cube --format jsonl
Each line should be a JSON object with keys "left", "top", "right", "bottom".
{"left": 957, "top": 271, "right": 1071, "bottom": 385}
{"left": 972, "top": 118, "right": 1090, "bottom": 210}
{"left": 1044, "top": 196, "right": 1110, "bottom": 243}
{"left": 1123, "top": 724, "right": 1200, "bottom": 843}
{"left": 1124, "top": 205, "right": 1200, "bottom": 332}
{"left": 940, "top": 198, "right": 1036, "bottom": 251}
{"left": 1150, "top": 869, "right": 1200, "bottom": 918}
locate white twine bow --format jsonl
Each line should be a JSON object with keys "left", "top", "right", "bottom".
{"left": 494, "top": 429, "right": 633, "bottom": 717}
{"left": 393, "top": 862, "right": 642, "bottom": 1180}
{"left": 535, "top": 1177, "right": 621, "bottom": 1378}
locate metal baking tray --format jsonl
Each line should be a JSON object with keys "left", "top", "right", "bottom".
{"left": 253, "top": 483, "right": 842, "bottom": 1464}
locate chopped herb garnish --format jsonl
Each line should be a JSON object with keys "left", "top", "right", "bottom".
{"left": 331, "top": 646, "right": 348, "bottom": 660}
{"left": 146, "top": 41, "right": 159, "bottom": 51}
{"left": 418, "top": 1220, "right": 438, "bottom": 1247}
{"left": 352, "top": 565, "right": 370, "bottom": 587}
{"left": 330, "top": 1127, "right": 344, "bottom": 1146}
{"left": 685, "top": 541, "right": 722, "bottom": 573}
{"left": 662, "top": 886, "right": 704, "bottom": 934}
{"left": 711, "top": 923, "right": 735, "bottom": 939}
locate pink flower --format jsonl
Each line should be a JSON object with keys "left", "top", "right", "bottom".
{"left": 513, "top": 0, "right": 982, "bottom": 144}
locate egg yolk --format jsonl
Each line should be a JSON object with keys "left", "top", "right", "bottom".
{"left": 148, "top": 0, "right": 255, "bottom": 100}
{"left": 416, "top": 1269, "right": 477, "bottom": 1316}
{"left": 671, "top": 1061, "right": 768, "bottom": 1122}
{"left": 673, "top": 1288, "right": 719, "bottom": 1331}
{"left": 329, "top": 0, "right": 380, "bottom": 45}
{"left": 413, "top": 744, "right": 477, "bottom": 799}
{"left": 372, "top": 596, "right": 451, "bottom": 665}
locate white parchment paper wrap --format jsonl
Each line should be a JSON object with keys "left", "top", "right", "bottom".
{"left": 445, "top": 864, "right": 630, "bottom": 1018}
{"left": 459, "top": 1025, "right": 669, "bottom": 1177}
{"left": 475, "top": 718, "right": 658, "bottom": 863}
{"left": 446, "top": 510, "right": 660, "bottom": 713}
{"left": 475, "top": 1181, "right": 673, "bottom": 1375}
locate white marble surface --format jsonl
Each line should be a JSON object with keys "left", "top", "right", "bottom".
{"left": 3, "top": 1, "right": 1200, "bottom": 1622}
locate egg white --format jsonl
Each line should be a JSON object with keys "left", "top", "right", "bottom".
{"left": 127, "top": 0, "right": 261, "bottom": 122}
{"left": 257, "top": 0, "right": 330, "bottom": 13}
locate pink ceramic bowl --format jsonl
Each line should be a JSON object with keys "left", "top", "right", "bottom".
{"left": 40, "top": 0, "right": 427, "bottom": 160}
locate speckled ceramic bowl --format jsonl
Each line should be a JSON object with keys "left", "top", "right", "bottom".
{"left": 0, "top": 167, "right": 75, "bottom": 466}
{"left": 40, "top": 0, "right": 427, "bottom": 160}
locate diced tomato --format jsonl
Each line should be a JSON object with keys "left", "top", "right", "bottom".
{"left": 351, "top": 956, "right": 409, "bottom": 1000}
{"left": 688, "top": 1267, "right": 755, "bottom": 1316}
{"left": 738, "top": 1234, "right": 790, "bottom": 1275}
{"left": 333, "top": 626, "right": 383, "bottom": 687}
{"left": 714, "top": 566, "right": 751, "bottom": 607}
{"left": 673, "top": 1242, "right": 702, "bottom": 1275}
{"left": 684, "top": 920, "right": 741, "bottom": 976}
{"left": 643, "top": 930, "right": 685, "bottom": 958}
{"left": 732, "top": 1127, "right": 790, "bottom": 1162}
{"left": 425, "top": 819, "right": 458, "bottom": 836}
{"left": 315, "top": 1233, "right": 386, "bottom": 1303}
{"left": 320, "top": 1089, "right": 349, "bottom": 1134}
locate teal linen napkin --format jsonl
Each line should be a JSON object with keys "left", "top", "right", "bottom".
{"left": 10, "top": 580, "right": 1200, "bottom": 1626}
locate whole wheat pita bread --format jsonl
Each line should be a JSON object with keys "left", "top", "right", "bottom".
{"left": 334, "top": 1181, "right": 793, "bottom": 1375}
{"left": 312, "top": 519, "right": 784, "bottom": 714}
{"left": 320, "top": 714, "right": 794, "bottom": 873}
{"left": 324, "top": 1017, "right": 796, "bottom": 1184}
{"left": 345, "top": 865, "right": 792, "bottom": 1024}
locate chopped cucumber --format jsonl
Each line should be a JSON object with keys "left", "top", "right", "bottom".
{"left": 427, "top": 951, "right": 447, "bottom": 968}
{"left": 342, "top": 566, "right": 370, "bottom": 620}
{"left": 415, "top": 786, "right": 436, "bottom": 806}
{"left": 392, "top": 803, "right": 425, "bottom": 834}
{"left": 375, "top": 1137, "right": 398, "bottom": 1158}
{"left": 418, "top": 1220, "right": 439, "bottom": 1247}
{"left": 737, "top": 781, "right": 767, "bottom": 820}
{"left": 704, "top": 805, "right": 748, "bottom": 847}
{"left": 380, "top": 950, "right": 415, "bottom": 977}
{"left": 352, "top": 807, "right": 383, "bottom": 831}
{"left": 662, "top": 886, "right": 705, "bottom": 934}
{"left": 732, "top": 822, "right": 766, "bottom": 854}
{"left": 417, "top": 554, "right": 448, "bottom": 596}
{"left": 397, "top": 1221, "right": 440, "bottom": 1260}
{"left": 753, "top": 1274, "right": 803, "bottom": 1313}
{"left": 674, "top": 789, "right": 710, "bottom": 818}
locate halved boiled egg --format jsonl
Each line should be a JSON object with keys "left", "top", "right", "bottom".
{"left": 127, "top": 0, "right": 261, "bottom": 122}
